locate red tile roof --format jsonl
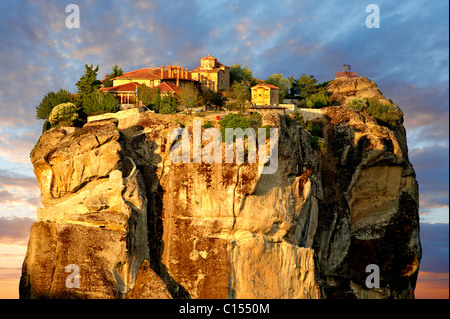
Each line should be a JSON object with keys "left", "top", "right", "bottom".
{"left": 252, "top": 83, "right": 279, "bottom": 90}
{"left": 156, "top": 82, "right": 182, "bottom": 94}
{"left": 194, "top": 55, "right": 229, "bottom": 71}
{"left": 99, "top": 82, "right": 141, "bottom": 92}
{"left": 216, "top": 61, "right": 229, "bottom": 68}
{"left": 110, "top": 67, "right": 196, "bottom": 81}
{"left": 200, "top": 54, "right": 217, "bottom": 60}
{"left": 111, "top": 68, "right": 161, "bottom": 81}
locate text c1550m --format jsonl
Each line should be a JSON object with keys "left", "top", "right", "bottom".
{"left": 223, "top": 303, "right": 269, "bottom": 314}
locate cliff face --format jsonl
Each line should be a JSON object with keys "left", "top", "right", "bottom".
{"left": 20, "top": 77, "right": 421, "bottom": 299}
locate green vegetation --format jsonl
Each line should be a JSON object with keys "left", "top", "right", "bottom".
{"left": 202, "top": 120, "right": 214, "bottom": 129}
{"left": 218, "top": 113, "right": 275, "bottom": 142}
{"left": 285, "top": 116, "right": 292, "bottom": 128}
{"left": 305, "top": 122, "right": 325, "bottom": 154}
{"left": 310, "top": 136, "right": 326, "bottom": 154}
{"left": 202, "top": 89, "right": 225, "bottom": 110}
{"left": 249, "top": 112, "right": 262, "bottom": 127}
{"left": 137, "top": 85, "right": 177, "bottom": 114}
{"left": 256, "top": 72, "right": 331, "bottom": 107}
{"left": 226, "top": 81, "right": 250, "bottom": 112}
{"left": 296, "top": 74, "right": 318, "bottom": 99}
{"left": 291, "top": 73, "right": 331, "bottom": 107}
{"left": 36, "top": 89, "right": 76, "bottom": 121}
{"left": 82, "top": 90, "right": 120, "bottom": 115}
{"left": 310, "top": 136, "right": 320, "bottom": 150}
{"left": 305, "top": 123, "right": 321, "bottom": 137}
{"left": 291, "top": 110, "right": 305, "bottom": 125}
{"left": 137, "top": 84, "right": 160, "bottom": 110}
{"left": 103, "top": 64, "right": 123, "bottom": 88}
{"left": 305, "top": 88, "right": 331, "bottom": 108}
{"left": 265, "top": 73, "right": 289, "bottom": 102}
{"left": 227, "top": 64, "right": 256, "bottom": 111}
{"left": 230, "top": 64, "right": 257, "bottom": 86}
{"left": 159, "top": 96, "right": 177, "bottom": 114}
{"left": 347, "top": 97, "right": 403, "bottom": 127}
{"left": 42, "top": 120, "right": 52, "bottom": 133}
{"left": 48, "top": 102, "right": 79, "bottom": 126}
{"left": 178, "top": 83, "right": 202, "bottom": 115}
{"left": 347, "top": 97, "right": 365, "bottom": 111}
{"left": 75, "top": 64, "right": 102, "bottom": 104}
{"left": 219, "top": 113, "right": 252, "bottom": 132}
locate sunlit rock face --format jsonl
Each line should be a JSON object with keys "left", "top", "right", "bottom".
{"left": 20, "top": 77, "right": 420, "bottom": 299}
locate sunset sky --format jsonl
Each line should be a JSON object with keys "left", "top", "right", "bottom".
{"left": 0, "top": 0, "right": 448, "bottom": 299}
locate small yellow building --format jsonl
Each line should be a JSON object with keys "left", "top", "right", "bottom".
{"left": 251, "top": 83, "right": 280, "bottom": 106}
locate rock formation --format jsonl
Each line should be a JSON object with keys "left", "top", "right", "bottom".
{"left": 20, "top": 77, "right": 421, "bottom": 299}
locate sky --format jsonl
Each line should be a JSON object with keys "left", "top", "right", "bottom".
{"left": 0, "top": 0, "right": 448, "bottom": 299}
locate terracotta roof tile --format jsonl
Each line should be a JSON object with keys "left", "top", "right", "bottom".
{"left": 200, "top": 54, "right": 217, "bottom": 60}
{"left": 99, "top": 82, "right": 141, "bottom": 92}
{"left": 156, "top": 81, "right": 182, "bottom": 94}
{"left": 112, "top": 68, "right": 161, "bottom": 81}
{"left": 252, "top": 83, "right": 279, "bottom": 90}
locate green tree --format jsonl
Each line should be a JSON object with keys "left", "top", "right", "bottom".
{"left": 288, "top": 75, "right": 297, "bottom": 97}
{"left": 296, "top": 74, "right": 318, "bottom": 99}
{"left": 305, "top": 88, "right": 330, "bottom": 108}
{"left": 36, "top": 88, "right": 76, "bottom": 120}
{"left": 48, "top": 102, "right": 79, "bottom": 126}
{"left": 218, "top": 113, "right": 253, "bottom": 138}
{"left": 227, "top": 81, "right": 250, "bottom": 112}
{"left": 76, "top": 64, "right": 101, "bottom": 103}
{"left": 266, "top": 73, "right": 289, "bottom": 102}
{"left": 230, "top": 64, "right": 257, "bottom": 86}
{"left": 154, "top": 89, "right": 162, "bottom": 112}
{"left": 159, "top": 95, "right": 177, "bottom": 114}
{"left": 178, "top": 83, "right": 202, "bottom": 115}
{"left": 82, "top": 90, "right": 120, "bottom": 115}
{"left": 137, "top": 84, "right": 160, "bottom": 110}
{"left": 202, "top": 88, "right": 225, "bottom": 110}
{"left": 103, "top": 64, "right": 124, "bottom": 88}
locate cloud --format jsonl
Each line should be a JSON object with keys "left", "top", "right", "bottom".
{"left": 419, "top": 223, "right": 449, "bottom": 274}
{"left": 414, "top": 223, "right": 449, "bottom": 298}
{"left": 415, "top": 271, "right": 449, "bottom": 299}
{"left": 0, "top": 169, "right": 41, "bottom": 220}
{"left": 0, "top": 0, "right": 447, "bottom": 299}
{"left": 381, "top": 83, "right": 449, "bottom": 131}
{"left": 234, "top": 18, "right": 250, "bottom": 40}
{"left": 0, "top": 129, "right": 40, "bottom": 166}
{"left": 0, "top": 170, "right": 39, "bottom": 192}
{"left": 408, "top": 144, "right": 449, "bottom": 210}
{"left": 0, "top": 216, "right": 34, "bottom": 245}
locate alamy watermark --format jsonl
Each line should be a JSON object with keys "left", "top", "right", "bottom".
{"left": 168, "top": 120, "right": 279, "bottom": 174}
{"left": 366, "top": 4, "right": 380, "bottom": 28}
{"left": 65, "top": 264, "right": 80, "bottom": 288}
{"left": 365, "top": 264, "right": 380, "bottom": 289}
{"left": 65, "top": 4, "right": 80, "bottom": 29}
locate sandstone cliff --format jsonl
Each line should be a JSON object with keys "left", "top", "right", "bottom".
{"left": 20, "top": 77, "right": 421, "bottom": 299}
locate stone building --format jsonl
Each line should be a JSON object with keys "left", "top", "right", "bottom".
{"left": 109, "top": 65, "right": 194, "bottom": 89}
{"left": 191, "top": 55, "right": 230, "bottom": 92}
{"left": 251, "top": 83, "right": 280, "bottom": 106}
{"left": 100, "top": 55, "right": 230, "bottom": 108}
